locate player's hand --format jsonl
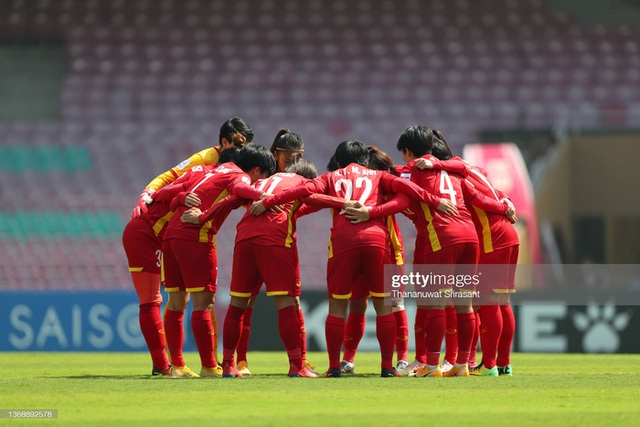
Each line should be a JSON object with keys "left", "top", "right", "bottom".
{"left": 184, "top": 192, "right": 201, "bottom": 207}
{"left": 249, "top": 200, "right": 267, "bottom": 215}
{"left": 345, "top": 205, "right": 371, "bottom": 224}
{"left": 131, "top": 189, "right": 156, "bottom": 219}
{"left": 436, "top": 198, "right": 458, "bottom": 215}
{"left": 181, "top": 207, "right": 203, "bottom": 224}
{"left": 414, "top": 158, "right": 433, "bottom": 170}
{"left": 343, "top": 200, "right": 363, "bottom": 210}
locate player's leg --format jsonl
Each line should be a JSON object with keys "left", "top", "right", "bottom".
{"left": 161, "top": 239, "right": 196, "bottom": 377}
{"left": 443, "top": 305, "right": 458, "bottom": 373}
{"left": 363, "top": 246, "right": 400, "bottom": 378}
{"left": 324, "top": 252, "right": 359, "bottom": 377}
{"left": 222, "top": 296, "right": 251, "bottom": 378}
{"left": 497, "top": 245, "right": 519, "bottom": 376}
{"left": 235, "top": 295, "right": 256, "bottom": 376}
{"left": 123, "top": 220, "right": 169, "bottom": 375}
{"left": 132, "top": 271, "right": 169, "bottom": 375}
{"left": 223, "top": 241, "right": 261, "bottom": 378}
{"left": 176, "top": 240, "right": 221, "bottom": 377}
{"left": 341, "top": 276, "right": 368, "bottom": 374}
{"left": 445, "top": 243, "right": 479, "bottom": 377}
{"left": 392, "top": 302, "right": 410, "bottom": 373}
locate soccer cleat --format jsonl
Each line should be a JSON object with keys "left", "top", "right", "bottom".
{"left": 470, "top": 363, "right": 499, "bottom": 377}
{"left": 381, "top": 367, "right": 403, "bottom": 378}
{"left": 340, "top": 360, "right": 355, "bottom": 374}
{"left": 323, "top": 368, "right": 342, "bottom": 378}
{"left": 498, "top": 365, "right": 513, "bottom": 376}
{"left": 443, "top": 364, "right": 469, "bottom": 377}
{"left": 405, "top": 359, "right": 426, "bottom": 375}
{"left": 237, "top": 360, "right": 251, "bottom": 376}
{"left": 288, "top": 366, "right": 318, "bottom": 378}
{"left": 170, "top": 365, "right": 200, "bottom": 378}
{"left": 222, "top": 361, "right": 243, "bottom": 378}
{"left": 440, "top": 360, "right": 454, "bottom": 374}
{"left": 395, "top": 360, "right": 410, "bottom": 374}
{"left": 200, "top": 365, "right": 223, "bottom": 378}
{"left": 303, "top": 359, "right": 319, "bottom": 375}
{"left": 413, "top": 365, "right": 443, "bottom": 377}
{"left": 152, "top": 366, "right": 171, "bottom": 376}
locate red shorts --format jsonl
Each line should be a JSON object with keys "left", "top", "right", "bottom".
{"left": 478, "top": 245, "right": 519, "bottom": 294}
{"left": 327, "top": 246, "right": 388, "bottom": 299}
{"left": 162, "top": 239, "right": 217, "bottom": 293}
{"left": 414, "top": 242, "right": 479, "bottom": 298}
{"left": 230, "top": 241, "right": 301, "bottom": 297}
{"left": 350, "top": 261, "right": 405, "bottom": 301}
{"left": 122, "top": 218, "right": 162, "bottom": 275}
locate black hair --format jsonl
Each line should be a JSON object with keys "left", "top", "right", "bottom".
{"left": 334, "top": 140, "right": 369, "bottom": 168}
{"left": 269, "top": 128, "right": 304, "bottom": 153}
{"left": 234, "top": 143, "right": 276, "bottom": 175}
{"left": 219, "top": 116, "right": 255, "bottom": 146}
{"left": 430, "top": 130, "right": 454, "bottom": 160}
{"left": 396, "top": 125, "right": 437, "bottom": 158}
{"left": 326, "top": 154, "right": 339, "bottom": 171}
{"left": 218, "top": 146, "right": 240, "bottom": 164}
{"left": 284, "top": 157, "right": 318, "bottom": 179}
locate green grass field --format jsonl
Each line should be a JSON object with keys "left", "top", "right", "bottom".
{"left": 2, "top": 352, "right": 639, "bottom": 426}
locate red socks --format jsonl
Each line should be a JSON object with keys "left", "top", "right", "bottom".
{"left": 414, "top": 308, "right": 429, "bottom": 364}
{"left": 454, "top": 311, "right": 476, "bottom": 365}
{"left": 139, "top": 303, "right": 169, "bottom": 370}
{"left": 343, "top": 312, "right": 366, "bottom": 363}
{"left": 497, "top": 304, "right": 515, "bottom": 367}
{"left": 236, "top": 307, "right": 253, "bottom": 363}
{"left": 478, "top": 305, "right": 502, "bottom": 369}
{"left": 191, "top": 309, "right": 216, "bottom": 368}
{"left": 222, "top": 305, "right": 246, "bottom": 364}
{"left": 376, "top": 313, "right": 396, "bottom": 370}
{"left": 444, "top": 306, "right": 458, "bottom": 365}
{"left": 393, "top": 309, "right": 409, "bottom": 363}
{"left": 298, "top": 308, "right": 308, "bottom": 361}
{"left": 325, "top": 315, "right": 345, "bottom": 370}
{"left": 425, "top": 309, "right": 446, "bottom": 366}
{"left": 279, "top": 306, "right": 302, "bottom": 370}
{"left": 164, "top": 309, "right": 185, "bottom": 367}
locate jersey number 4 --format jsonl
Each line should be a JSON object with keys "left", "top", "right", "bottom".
{"left": 439, "top": 171, "right": 457, "bottom": 205}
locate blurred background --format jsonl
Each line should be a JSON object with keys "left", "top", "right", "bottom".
{"left": 1, "top": 0, "right": 639, "bottom": 353}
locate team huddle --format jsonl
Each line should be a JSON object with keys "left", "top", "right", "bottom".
{"left": 122, "top": 116, "right": 519, "bottom": 379}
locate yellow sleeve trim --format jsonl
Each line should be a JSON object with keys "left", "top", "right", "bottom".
{"left": 128, "top": 267, "right": 144, "bottom": 272}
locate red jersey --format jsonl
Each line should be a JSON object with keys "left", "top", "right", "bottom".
{"left": 236, "top": 173, "right": 324, "bottom": 248}
{"left": 138, "top": 166, "right": 210, "bottom": 238}
{"left": 431, "top": 157, "right": 519, "bottom": 253}
{"left": 261, "top": 163, "right": 440, "bottom": 257}
{"left": 395, "top": 155, "right": 479, "bottom": 253}
{"left": 162, "top": 162, "right": 263, "bottom": 244}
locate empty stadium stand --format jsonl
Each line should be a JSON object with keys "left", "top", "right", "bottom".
{"left": 0, "top": 0, "right": 638, "bottom": 289}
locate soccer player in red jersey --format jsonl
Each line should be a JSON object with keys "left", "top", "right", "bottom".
{"left": 233, "top": 129, "right": 320, "bottom": 376}
{"left": 129, "top": 117, "right": 253, "bottom": 360}
{"left": 131, "top": 117, "right": 254, "bottom": 219}
{"left": 339, "top": 146, "right": 410, "bottom": 375}
{"left": 158, "top": 144, "right": 276, "bottom": 378}
{"left": 122, "top": 166, "right": 209, "bottom": 376}
{"left": 251, "top": 140, "right": 457, "bottom": 378}
{"left": 415, "top": 137, "right": 519, "bottom": 376}
{"left": 392, "top": 125, "right": 512, "bottom": 377}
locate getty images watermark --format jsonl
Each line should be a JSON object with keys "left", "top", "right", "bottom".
{"left": 383, "top": 263, "right": 640, "bottom": 306}
{"left": 389, "top": 271, "right": 481, "bottom": 300}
